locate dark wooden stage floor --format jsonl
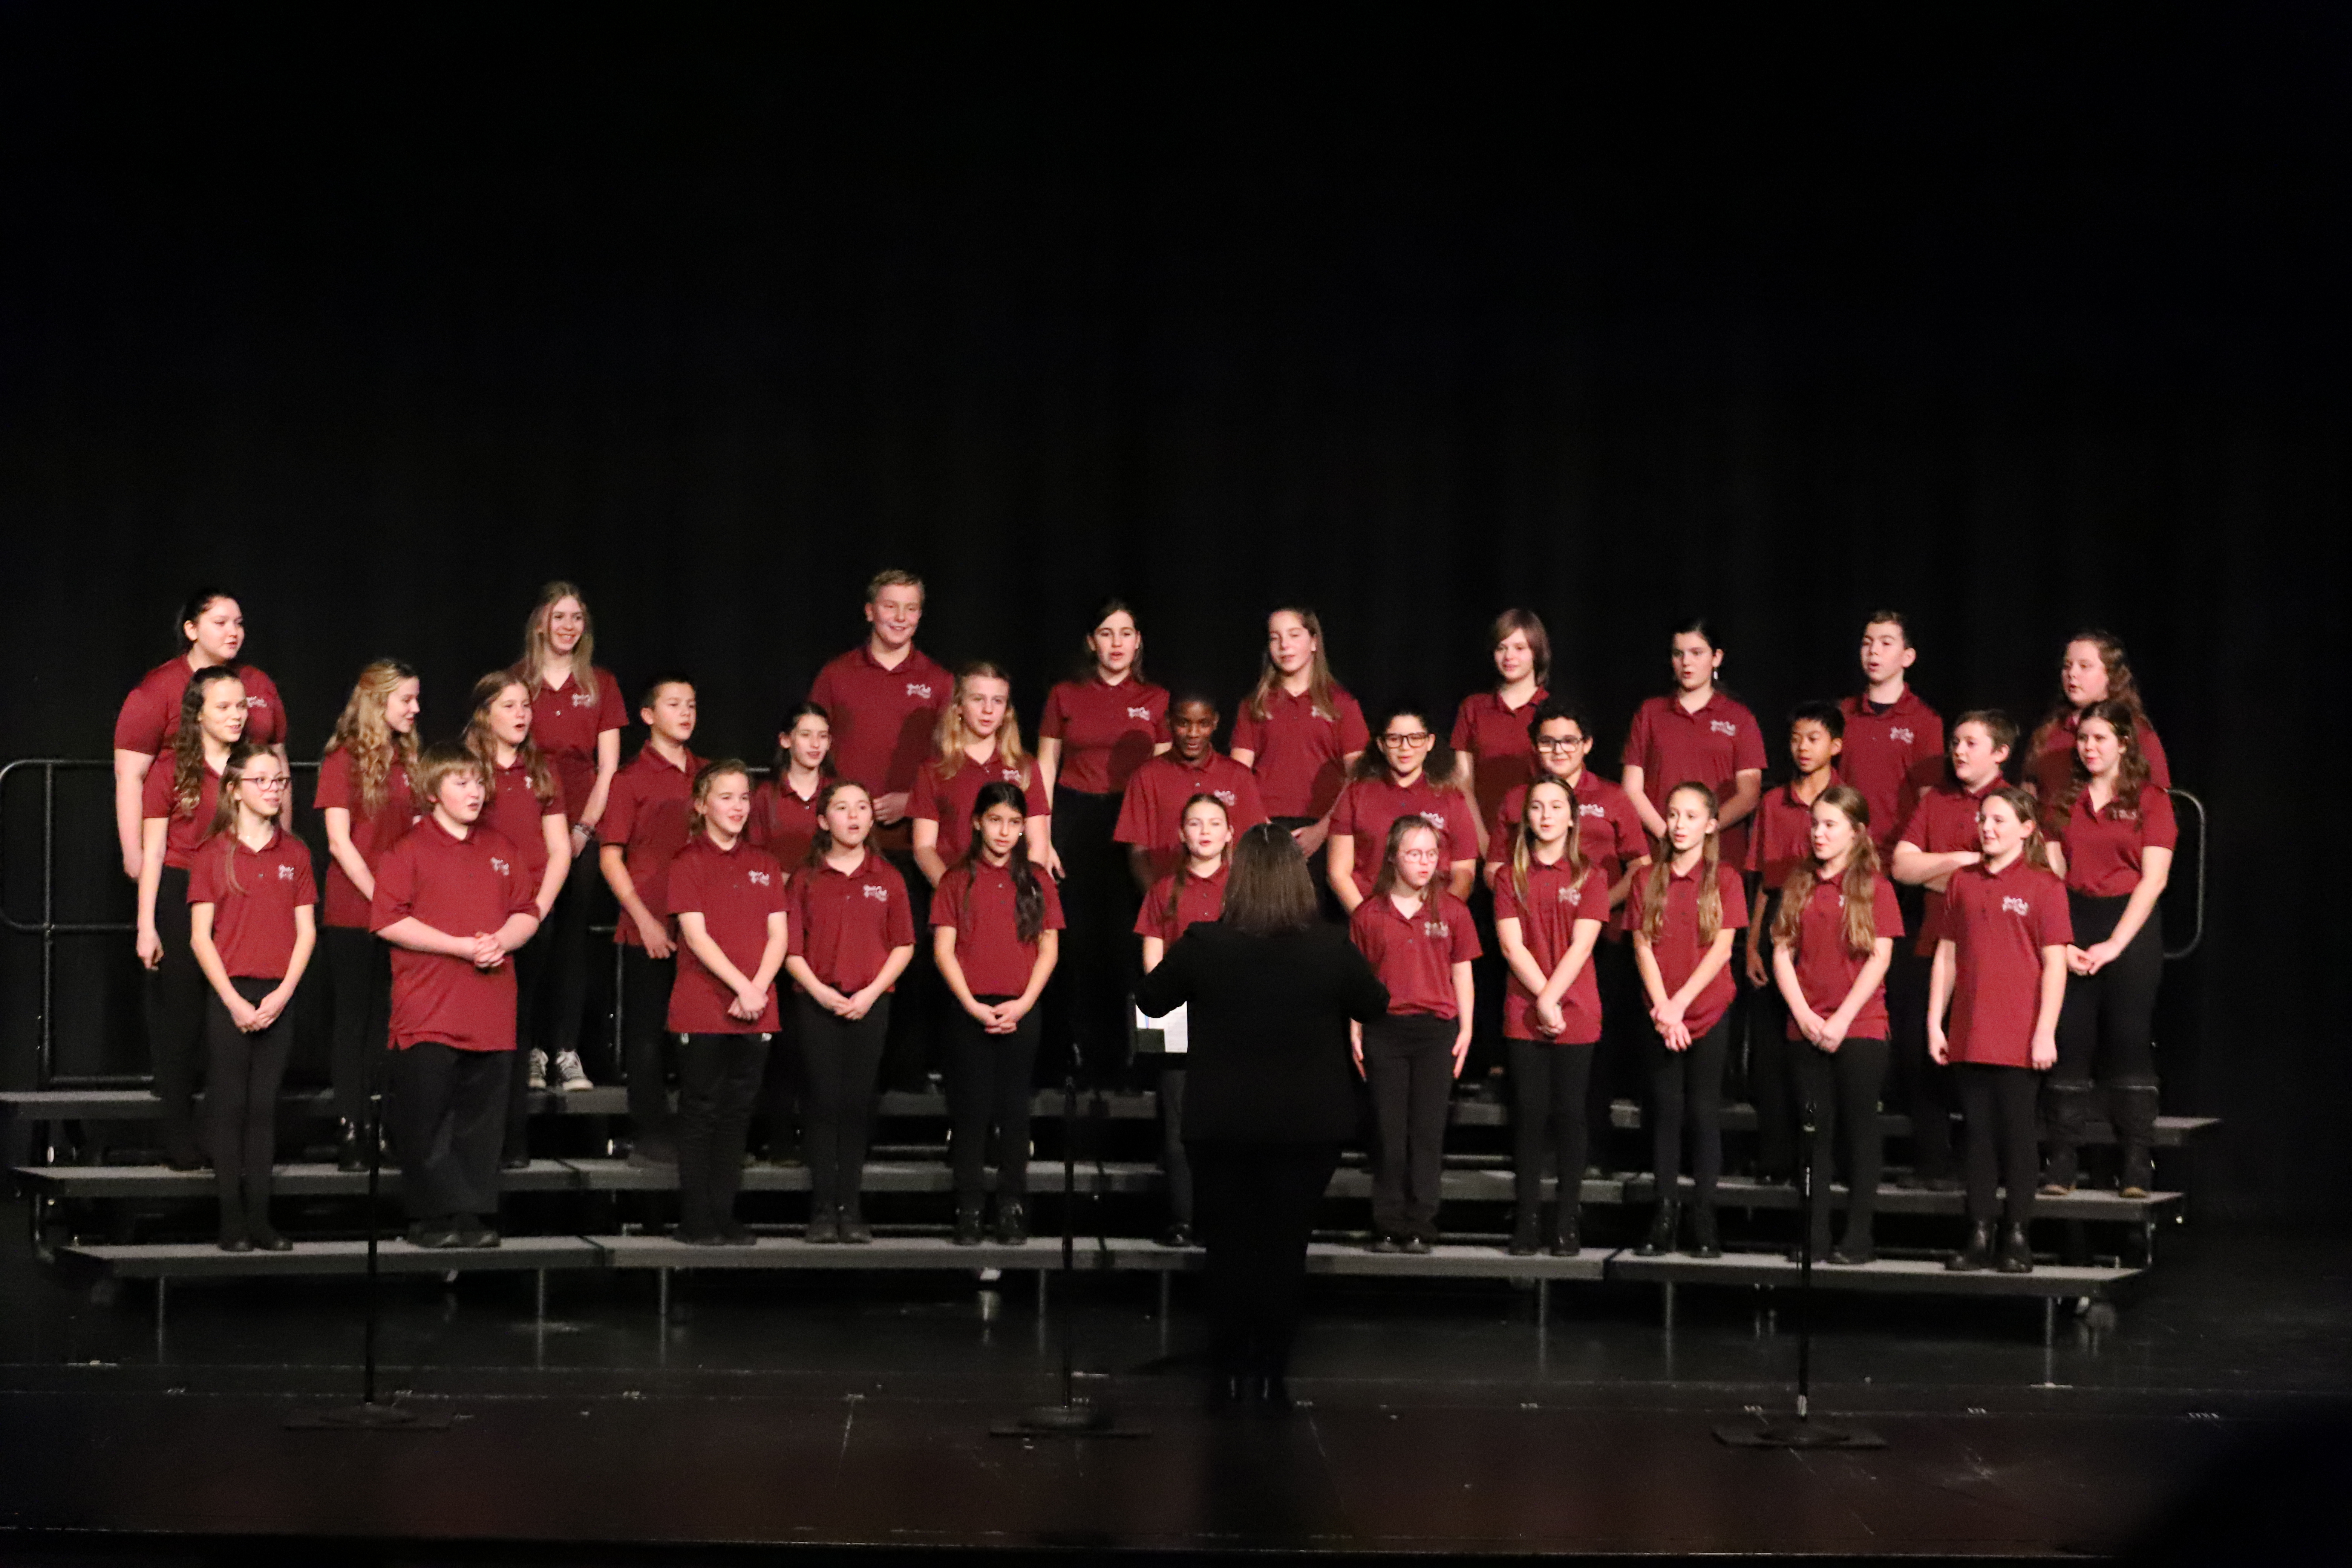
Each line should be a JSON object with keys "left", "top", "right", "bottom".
{"left": 0, "top": 1221, "right": 2346, "bottom": 1564}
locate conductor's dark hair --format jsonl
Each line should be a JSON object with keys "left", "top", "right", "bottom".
{"left": 1222, "top": 823, "right": 1319, "bottom": 937}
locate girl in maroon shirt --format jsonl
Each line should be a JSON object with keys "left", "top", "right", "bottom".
{"left": 2042, "top": 701, "right": 2176, "bottom": 1199}
{"left": 667, "top": 762, "right": 790, "bottom": 1245}
{"left": 188, "top": 742, "right": 315, "bottom": 1251}
{"left": 1629, "top": 782, "right": 1749, "bottom": 1258}
{"left": 1326, "top": 705, "right": 1478, "bottom": 912}
{"left": 784, "top": 781, "right": 918, "bottom": 1242}
{"left": 1493, "top": 779, "right": 1609, "bottom": 1256}
{"left": 1450, "top": 609, "right": 1551, "bottom": 850}
{"left": 1348, "top": 817, "right": 1479, "bottom": 1253}
{"left": 1230, "top": 605, "right": 1369, "bottom": 856}
{"left": 934, "top": 782, "right": 1064, "bottom": 1245}
{"left": 1136, "top": 793, "right": 1234, "bottom": 1247}
{"left": 1769, "top": 786, "right": 1901, "bottom": 1265}
{"left": 317, "top": 660, "right": 421, "bottom": 1167}
{"left": 1928, "top": 787, "right": 2070, "bottom": 1273}
{"left": 2028, "top": 630, "right": 2173, "bottom": 803}
{"left": 135, "top": 666, "right": 248, "bottom": 1169}
{"left": 910, "top": 662, "right": 1053, "bottom": 883}
{"left": 1620, "top": 618, "right": 1766, "bottom": 860}
{"left": 463, "top": 672, "right": 576, "bottom": 1164}
{"left": 746, "top": 701, "right": 833, "bottom": 1164}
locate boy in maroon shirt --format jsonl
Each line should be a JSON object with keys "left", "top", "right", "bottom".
{"left": 598, "top": 673, "right": 705, "bottom": 1163}
{"left": 805, "top": 570, "right": 952, "bottom": 840}
{"left": 1741, "top": 701, "right": 1844, "bottom": 1182}
{"left": 371, "top": 745, "right": 541, "bottom": 1249}
{"left": 1839, "top": 612, "right": 1947, "bottom": 859}
{"left": 1114, "top": 695, "right": 1269, "bottom": 887}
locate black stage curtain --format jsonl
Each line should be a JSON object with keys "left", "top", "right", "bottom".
{"left": 1, "top": 12, "right": 2344, "bottom": 1217}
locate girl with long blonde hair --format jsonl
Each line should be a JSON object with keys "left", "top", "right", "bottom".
{"left": 909, "top": 662, "right": 1052, "bottom": 885}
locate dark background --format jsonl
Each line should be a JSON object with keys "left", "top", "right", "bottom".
{"left": 0, "top": 9, "right": 2343, "bottom": 1217}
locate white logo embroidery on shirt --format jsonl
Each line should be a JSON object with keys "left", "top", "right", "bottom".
{"left": 276, "top": 864, "right": 296, "bottom": 882}
{"left": 1709, "top": 719, "right": 1738, "bottom": 737}
{"left": 906, "top": 683, "right": 934, "bottom": 700}
{"left": 572, "top": 691, "right": 595, "bottom": 707}
{"left": 1212, "top": 789, "right": 1237, "bottom": 807}
{"left": 2001, "top": 895, "right": 2030, "bottom": 916}
{"left": 1578, "top": 802, "right": 1606, "bottom": 818}
{"left": 1559, "top": 885, "right": 1583, "bottom": 906}
{"left": 861, "top": 884, "right": 890, "bottom": 902}
{"left": 245, "top": 696, "right": 270, "bottom": 711}
{"left": 1127, "top": 706, "right": 1152, "bottom": 720}
{"left": 1422, "top": 811, "right": 1447, "bottom": 832}
{"left": 490, "top": 856, "right": 511, "bottom": 876}
{"left": 1890, "top": 726, "right": 1914, "bottom": 744}
{"left": 747, "top": 870, "right": 772, "bottom": 887}
{"left": 1421, "top": 920, "right": 1451, "bottom": 940}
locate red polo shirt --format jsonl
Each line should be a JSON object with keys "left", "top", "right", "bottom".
{"left": 601, "top": 746, "right": 704, "bottom": 946}
{"left": 2032, "top": 711, "right": 2173, "bottom": 802}
{"left": 1349, "top": 890, "right": 1479, "bottom": 1020}
{"left": 141, "top": 755, "right": 225, "bottom": 872}
{"left": 313, "top": 746, "right": 418, "bottom": 928}
{"left": 1489, "top": 773, "right": 1650, "bottom": 891}
{"left": 1621, "top": 692, "right": 1768, "bottom": 864}
{"left": 114, "top": 657, "right": 289, "bottom": 755}
{"left": 666, "top": 835, "right": 789, "bottom": 1033}
{"left": 2053, "top": 786, "right": 2178, "bottom": 898}
{"left": 1450, "top": 687, "right": 1548, "bottom": 836}
{"left": 1747, "top": 773, "right": 1839, "bottom": 893}
{"left": 1135, "top": 863, "right": 1229, "bottom": 945}
{"left": 1839, "top": 690, "right": 1946, "bottom": 854}
{"left": 1113, "top": 751, "right": 1269, "bottom": 882}
{"left": 1230, "top": 684, "right": 1370, "bottom": 820}
{"left": 369, "top": 816, "right": 537, "bottom": 1053}
{"left": 749, "top": 776, "right": 824, "bottom": 870}
{"left": 1782, "top": 870, "right": 1903, "bottom": 1041}
{"left": 909, "top": 743, "right": 1049, "bottom": 865}
{"left": 1327, "top": 774, "right": 1475, "bottom": 897}
{"left": 1628, "top": 860, "right": 1749, "bottom": 1037}
{"left": 526, "top": 666, "right": 624, "bottom": 825}
{"left": 187, "top": 827, "right": 316, "bottom": 979}
{"left": 1491, "top": 856, "right": 1608, "bottom": 1044}
{"left": 786, "top": 850, "right": 915, "bottom": 994}
{"left": 1040, "top": 676, "right": 1170, "bottom": 796}
{"left": 931, "top": 859, "right": 1066, "bottom": 998}
{"left": 1896, "top": 775, "right": 2003, "bottom": 954}
{"left": 484, "top": 756, "right": 562, "bottom": 891}
{"left": 807, "top": 645, "right": 954, "bottom": 799}
{"left": 1941, "top": 857, "right": 2071, "bottom": 1068}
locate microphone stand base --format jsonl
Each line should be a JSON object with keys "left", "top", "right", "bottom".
{"left": 993, "top": 1401, "right": 1148, "bottom": 1439}
{"left": 286, "top": 1401, "right": 452, "bottom": 1432}
{"left": 1715, "top": 1417, "right": 1884, "bottom": 1450}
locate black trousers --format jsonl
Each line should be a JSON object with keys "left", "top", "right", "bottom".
{"left": 529, "top": 844, "right": 595, "bottom": 1061}
{"left": 880, "top": 848, "right": 939, "bottom": 1092}
{"left": 1588, "top": 937, "right": 1643, "bottom": 1169}
{"left": 205, "top": 976, "right": 293, "bottom": 1236}
{"left": 1461, "top": 882, "right": 1509, "bottom": 1087}
{"left": 797, "top": 992, "right": 890, "bottom": 1217}
{"left": 946, "top": 996, "right": 1043, "bottom": 1204}
{"left": 393, "top": 1042, "right": 510, "bottom": 1222}
{"left": 1789, "top": 1034, "right": 1890, "bottom": 1249}
{"left": 1508, "top": 1037, "right": 1593, "bottom": 1217}
{"left": 1885, "top": 929, "right": 1958, "bottom": 1180}
{"left": 1646, "top": 1014, "right": 1730, "bottom": 1205}
{"left": 619, "top": 947, "right": 677, "bottom": 1153}
{"left": 145, "top": 866, "right": 208, "bottom": 1158}
{"left": 1046, "top": 788, "right": 1136, "bottom": 1082}
{"left": 676, "top": 1031, "right": 771, "bottom": 1234}
{"left": 1745, "top": 905, "right": 1799, "bottom": 1178}
{"left": 321, "top": 924, "right": 391, "bottom": 1126}
{"left": 1158, "top": 1065, "right": 1193, "bottom": 1225}
{"left": 753, "top": 1003, "right": 804, "bottom": 1157}
{"left": 1955, "top": 1061, "right": 2040, "bottom": 1226}
{"left": 2056, "top": 896, "right": 2162, "bottom": 1090}
{"left": 1363, "top": 1014, "right": 1456, "bottom": 1239}
{"left": 502, "top": 928, "right": 550, "bottom": 1159}
{"left": 1188, "top": 1139, "right": 1342, "bottom": 1380}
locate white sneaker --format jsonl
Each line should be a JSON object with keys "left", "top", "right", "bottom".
{"left": 553, "top": 1050, "right": 594, "bottom": 1091}
{"left": 527, "top": 1049, "right": 548, "bottom": 1091}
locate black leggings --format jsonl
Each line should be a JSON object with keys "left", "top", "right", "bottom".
{"left": 1363, "top": 1014, "right": 1456, "bottom": 1240}
{"left": 528, "top": 844, "right": 595, "bottom": 1061}
{"left": 321, "top": 925, "right": 391, "bottom": 1126}
{"left": 2055, "top": 895, "right": 2162, "bottom": 1091}
{"left": 1189, "top": 1139, "right": 1341, "bottom": 1380}
{"left": 1955, "top": 1061, "right": 2040, "bottom": 1226}
{"left": 1508, "top": 1037, "right": 1593, "bottom": 1216}
{"left": 619, "top": 947, "right": 676, "bottom": 1152}
{"left": 1158, "top": 1066, "right": 1193, "bottom": 1225}
{"left": 797, "top": 991, "right": 890, "bottom": 1218}
{"left": 677, "top": 1031, "right": 770, "bottom": 1233}
{"left": 1745, "top": 902, "right": 1799, "bottom": 1178}
{"left": 946, "top": 995, "right": 1043, "bottom": 1204}
{"left": 1886, "top": 934, "right": 1957, "bottom": 1179}
{"left": 145, "top": 867, "right": 208, "bottom": 1157}
{"left": 1046, "top": 788, "right": 1136, "bottom": 1080}
{"left": 502, "top": 928, "right": 550, "bottom": 1159}
{"left": 1789, "top": 1035, "right": 1890, "bottom": 1246}
{"left": 1646, "top": 1015, "right": 1731, "bottom": 1204}
{"left": 206, "top": 976, "right": 293, "bottom": 1236}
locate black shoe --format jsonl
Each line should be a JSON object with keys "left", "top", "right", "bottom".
{"left": 1637, "top": 1202, "right": 1679, "bottom": 1257}
{"left": 1156, "top": 1221, "right": 1193, "bottom": 1249}
{"left": 217, "top": 1232, "right": 253, "bottom": 1254}
{"left": 1827, "top": 1241, "right": 1875, "bottom": 1266}
{"left": 1255, "top": 1374, "right": 1294, "bottom": 1414}
{"left": 718, "top": 1221, "right": 756, "bottom": 1246}
{"left": 501, "top": 1150, "right": 531, "bottom": 1172}
{"left": 994, "top": 1200, "right": 1027, "bottom": 1246}
{"left": 675, "top": 1227, "right": 726, "bottom": 1247}
{"left": 455, "top": 1218, "right": 500, "bottom": 1250}
{"left": 625, "top": 1142, "right": 678, "bottom": 1170}
{"left": 1370, "top": 1233, "right": 1403, "bottom": 1254}
{"left": 1687, "top": 1205, "right": 1721, "bottom": 1259}
{"left": 250, "top": 1226, "right": 294, "bottom": 1253}
{"left": 1507, "top": 1209, "right": 1540, "bottom": 1257}
{"left": 165, "top": 1145, "right": 208, "bottom": 1173}
{"left": 1946, "top": 1220, "right": 1995, "bottom": 1271}
{"left": 412, "top": 1219, "right": 466, "bottom": 1250}
{"left": 804, "top": 1213, "right": 841, "bottom": 1245}
{"left": 1995, "top": 1223, "right": 2034, "bottom": 1274}
{"left": 953, "top": 1203, "right": 986, "bottom": 1246}
{"left": 840, "top": 1204, "right": 873, "bottom": 1245}
{"left": 336, "top": 1122, "right": 368, "bottom": 1174}
{"left": 1401, "top": 1235, "right": 1432, "bottom": 1256}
